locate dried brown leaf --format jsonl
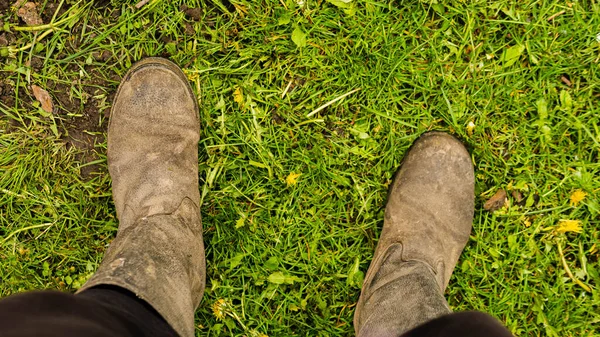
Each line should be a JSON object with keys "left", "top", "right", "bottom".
{"left": 511, "top": 190, "right": 523, "bottom": 203}
{"left": 484, "top": 189, "right": 507, "bottom": 212}
{"left": 16, "top": 2, "right": 43, "bottom": 26}
{"left": 32, "top": 85, "right": 53, "bottom": 113}
{"left": 13, "top": 0, "right": 27, "bottom": 8}
{"left": 561, "top": 76, "right": 572, "bottom": 87}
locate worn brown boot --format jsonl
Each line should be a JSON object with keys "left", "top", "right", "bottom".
{"left": 77, "top": 58, "right": 205, "bottom": 337}
{"left": 354, "top": 132, "right": 474, "bottom": 337}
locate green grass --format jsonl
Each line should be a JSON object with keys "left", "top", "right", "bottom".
{"left": 1, "top": 0, "right": 599, "bottom": 336}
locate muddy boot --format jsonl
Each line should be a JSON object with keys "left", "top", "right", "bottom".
{"left": 77, "top": 58, "right": 205, "bottom": 337}
{"left": 354, "top": 132, "right": 475, "bottom": 337}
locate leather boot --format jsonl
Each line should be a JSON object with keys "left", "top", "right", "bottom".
{"left": 354, "top": 132, "right": 474, "bottom": 337}
{"left": 77, "top": 58, "right": 205, "bottom": 337}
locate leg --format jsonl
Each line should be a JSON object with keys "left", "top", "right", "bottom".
{"left": 0, "top": 287, "right": 177, "bottom": 337}
{"left": 74, "top": 58, "right": 206, "bottom": 337}
{"left": 355, "top": 132, "right": 487, "bottom": 336}
{"left": 355, "top": 255, "right": 451, "bottom": 336}
{"left": 0, "top": 58, "right": 206, "bottom": 337}
{"left": 401, "top": 312, "right": 514, "bottom": 337}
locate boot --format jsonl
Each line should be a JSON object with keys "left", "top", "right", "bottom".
{"left": 354, "top": 132, "right": 474, "bottom": 337}
{"left": 77, "top": 58, "right": 205, "bottom": 337}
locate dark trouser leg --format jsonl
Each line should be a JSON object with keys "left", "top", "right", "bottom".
{"left": 0, "top": 287, "right": 178, "bottom": 337}
{"left": 402, "top": 311, "right": 514, "bottom": 337}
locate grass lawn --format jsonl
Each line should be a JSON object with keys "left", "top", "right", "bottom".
{"left": 1, "top": 0, "right": 599, "bottom": 336}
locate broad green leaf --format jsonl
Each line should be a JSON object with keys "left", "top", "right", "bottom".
{"left": 264, "top": 256, "right": 279, "bottom": 270}
{"left": 346, "top": 256, "right": 360, "bottom": 286}
{"left": 530, "top": 53, "right": 539, "bottom": 65}
{"left": 461, "top": 259, "right": 471, "bottom": 272}
{"left": 507, "top": 234, "right": 517, "bottom": 252}
{"left": 488, "top": 247, "right": 501, "bottom": 258}
{"left": 277, "top": 10, "right": 292, "bottom": 25}
{"left": 326, "top": 0, "right": 353, "bottom": 8}
{"left": 442, "top": 40, "right": 458, "bottom": 55}
{"left": 223, "top": 317, "right": 236, "bottom": 330}
{"left": 267, "top": 271, "right": 304, "bottom": 284}
{"left": 585, "top": 199, "right": 599, "bottom": 216}
{"left": 541, "top": 125, "right": 551, "bottom": 142}
{"left": 235, "top": 216, "right": 245, "bottom": 228}
{"left": 268, "top": 271, "right": 286, "bottom": 284}
{"left": 229, "top": 253, "right": 245, "bottom": 270}
{"left": 292, "top": 26, "right": 307, "bottom": 48}
{"left": 574, "top": 268, "right": 587, "bottom": 280}
{"left": 502, "top": 44, "right": 525, "bottom": 68}
{"left": 536, "top": 98, "right": 548, "bottom": 120}
{"left": 284, "top": 275, "right": 305, "bottom": 284}
{"left": 432, "top": 3, "right": 445, "bottom": 14}
{"left": 49, "top": 122, "right": 59, "bottom": 138}
{"left": 344, "top": 7, "right": 356, "bottom": 15}
{"left": 560, "top": 90, "right": 572, "bottom": 110}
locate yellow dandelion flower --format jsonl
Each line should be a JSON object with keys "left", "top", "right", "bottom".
{"left": 183, "top": 69, "right": 198, "bottom": 81}
{"left": 286, "top": 172, "right": 301, "bottom": 186}
{"left": 212, "top": 299, "right": 227, "bottom": 321}
{"left": 569, "top": 189, "right": 587, "bottom": 207}
{"left": 466, "top": 121, "right": 475, "bottom": 136}
{"left": 556, "top": 219, "right": 582, "bottom": 234}
{"left": 233, "top": 87, "right": 244, "bottom": 107}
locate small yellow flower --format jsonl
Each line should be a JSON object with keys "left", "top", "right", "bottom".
{"left": 556, "top": 219, "right": 582, "bottom": 234}
{"left": 183, "top": 69, "right": 198, "bottom": 81}
{"left": 466, "top": 121, "right": 475, "bottom": 136}
{"left": 286, "top": 172, "right": 301, "bottom": 186}
{"left": 212, "top": 299, "right": 227, "bottom": 321}
{"left": 233, "top": 87, "right": 244, "bottom": 107}
{"left": 569, "top": 189, "right": 587, "bottom": 207}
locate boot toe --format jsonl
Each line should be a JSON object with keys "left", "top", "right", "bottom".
{"left": 407, "top": 132, "right": 472, "bottom": 176}
{"left": 109, "top": 58, "right": 199, "bottom": 129}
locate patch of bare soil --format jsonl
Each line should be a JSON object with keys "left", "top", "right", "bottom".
{"left": 1, "top": 0, "right": 230, "bottom": 179}
{"left": 0, "top": 1, "right": 120, "bottom": 180}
